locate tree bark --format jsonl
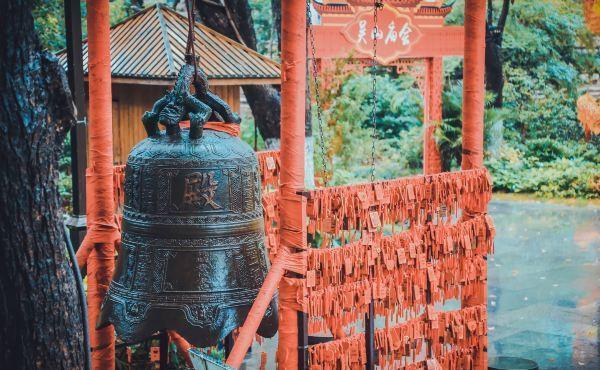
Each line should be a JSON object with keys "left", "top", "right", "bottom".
{"left": 485, "top": 30, "right": 504, "bottom": 107}
{"left": 196, "top": 0, "right": 281, "bottom": 143}
{"left": 271, "top": 0, "right": 281, "bottom": 57}
{"left": 0, "top": 1, "right": 85, "bottom": 369}
{"left": 485, "top": 0, "right": 512, "bottom": 108}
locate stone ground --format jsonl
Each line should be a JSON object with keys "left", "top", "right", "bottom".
{"left": 488, "top": 200, "right": 599, "bottom": 370}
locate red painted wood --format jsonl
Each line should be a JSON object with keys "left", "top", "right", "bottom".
{"left": 313, "top": 25, "right": 464, "bottom": 62}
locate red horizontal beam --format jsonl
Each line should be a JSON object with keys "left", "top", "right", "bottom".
{"left": 312, "top": 25, "right": 464, "bottom": 61}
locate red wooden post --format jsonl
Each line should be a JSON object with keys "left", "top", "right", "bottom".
{"left": 423, "top": 57, "right": 443, "bottom": 175}
{"left": 277, "top": 1, "right": 307, "bottom": 370}
{"left": 461, "top": 1, "right": 488, "bottom": 369}
{"left": 86, "top": 0, "right": 116, "bottom": 369}
{"left": 462, "top": 0, "right": 487, "bottom": 171}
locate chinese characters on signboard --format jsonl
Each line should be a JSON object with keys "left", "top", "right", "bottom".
{"left": 342, "top": 4, "right": 423, "bottom": 65}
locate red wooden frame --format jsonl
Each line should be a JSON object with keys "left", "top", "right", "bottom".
{"left": 311, "top": 0, "right": 464, "bottom": 175}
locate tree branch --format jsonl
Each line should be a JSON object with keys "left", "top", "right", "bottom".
{"left": 497, "top": 0, "right": 513, "bottom": 32}
{"left": 195, "top": 0, "right": 281, "bottom": 141}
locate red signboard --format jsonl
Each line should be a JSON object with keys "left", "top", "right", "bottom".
{"left": 342, "top": 4, "right": 423, "bottom": 64}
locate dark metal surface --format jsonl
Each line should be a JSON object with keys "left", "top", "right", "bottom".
{"left": 141, "top": 61, "right": 241, "bottom": 140}
{"left": 297, "top": 311, "right": 309, "bottom": 370}
{"left": 99, "top": 118, "right": 278, "bottom": 347}
{"left": 142, "top": 61, "right": 212, "bottom": 139}
{"left": 159, "top": 330, "right": 169, "bottom": 369}
{"left": 224, "top": 333, "right": 234, "bottom": 359}
{"left": 64, "top": 0, "right": 88, "bottom": 248}
{"left": 365, "top": 300, "right": 375, "bottom": 370}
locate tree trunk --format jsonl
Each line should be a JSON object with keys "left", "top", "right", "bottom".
{"left": 0, "top": 1, "right": 85, "bottom": 369}
{"left": 485, "top": 0, "right": 511, "bottom": 108}
{"left": 271, "top": 0, "right": 281, "bottom": 57}
{"left": 485, "top": 28, "right": 506, "bottom": 156}
{"left": 196, "top": 0, "right": 281, "bottom": 143}
{"left": 485, "top": 29, "right": 504, "bottom": 108}
{"left": 484, "top": 0, "right": 512, "bottom": 159}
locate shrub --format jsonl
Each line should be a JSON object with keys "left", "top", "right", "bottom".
{"left": 487, "top": 145, "right": 599, "bottom": 198}
{"left": 524, "top": 138, "right": 568, "bottom": 162}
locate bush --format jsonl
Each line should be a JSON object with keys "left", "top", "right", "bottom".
{"left": 331, "top": 73, "right": 423, "bottom": 139}
{"left": 313, "top": 72, "right": 424, "bottom": 185}
{"left": 487, "top": 145, "right": 599, "bottom": 198}
{"left": 524, "top": 138, "right": 568, "bottom": 162}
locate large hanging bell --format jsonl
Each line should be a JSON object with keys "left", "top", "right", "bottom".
{"left": 98, "top": 62, "right": 278, "bottom": 347}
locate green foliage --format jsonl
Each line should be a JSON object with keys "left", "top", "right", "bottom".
{"left": 249, "top": 0, "right": 278, "bottom": 59}
{"left": 109, "top": 0, "right": 131, "bottom": 25}
{"left": 436, "top": 82, "right": 463, "bottom": 171}
{"left": 487, "top": 144, "right": 599, "bottom": 199}
{"left": 435, "top": 82, "right": 511, "bottom": 171}
{"left": 33, "top": 0, "right": 69, "bottom": 50}
{"left": 343, "top": 73, "right": 424, "bottom": 138}
{"left": 441, "top": 0, "right": 599, "bottom": 198}
{"left": 314, "top": 73, "right": 423, "bottom": 184}
{"left": 33, "top": 0, "right": 164, "bottom": 51}
{"left": 240, "top": 118, "right": 266, "bottom": 151}
{"left": 524, "top": 138, "right": 568, "bottom": 162}
{"left": 486, "top": 0, "right": 599, "bottom": 198}
{"left": 59, "top": 136, "right": 73, "bottom": 212}
{"left": 448, "top": 0, "right": 598, "bottom": 144}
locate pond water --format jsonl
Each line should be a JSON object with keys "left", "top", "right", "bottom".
{"left": 488, "top": 200, "right": 600, "bottom": 370}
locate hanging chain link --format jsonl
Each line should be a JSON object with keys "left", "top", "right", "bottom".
{"left": 370, "top": 1, "right": 383, "bottom": 183}
{"left": 185, "top": 0, "right": 198, "bottom": 81}
{"left": 306, "top": 0, "right": 330, "bottom": 187}
{"left": 305, "top": 0, "right": 381, "bottom": 185}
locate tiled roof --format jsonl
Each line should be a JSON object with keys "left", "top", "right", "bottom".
{"left": 57, "top": 4, "right": 280, "bottom": 83}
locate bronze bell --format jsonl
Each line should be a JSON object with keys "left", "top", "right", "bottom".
{"left": 98, "top": 62, "right": 278, "bottom": 347}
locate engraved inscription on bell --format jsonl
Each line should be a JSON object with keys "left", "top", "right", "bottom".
{"left": 182, "top": 171, "right": 221, "bottom": 210}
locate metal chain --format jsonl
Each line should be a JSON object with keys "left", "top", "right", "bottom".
{"left": 306, "top": 0, "right": 330, "bottom": 186}
{"left": 185, "top": 0, "right": 198, "bottom": 80}
{"left": 370, "top": 1, "right": 383, "bottom": 183}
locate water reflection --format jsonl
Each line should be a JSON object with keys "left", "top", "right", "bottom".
{"left": 488, "top": 200, "right": 600, "bottom": 370}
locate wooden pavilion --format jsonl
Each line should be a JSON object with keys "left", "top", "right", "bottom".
{"left": 57, "top": 4, "right": 280, "bottom": 163}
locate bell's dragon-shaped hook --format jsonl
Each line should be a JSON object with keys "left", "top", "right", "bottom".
{"left": 141, "top": 59, "right": 213, "bottom": 140}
